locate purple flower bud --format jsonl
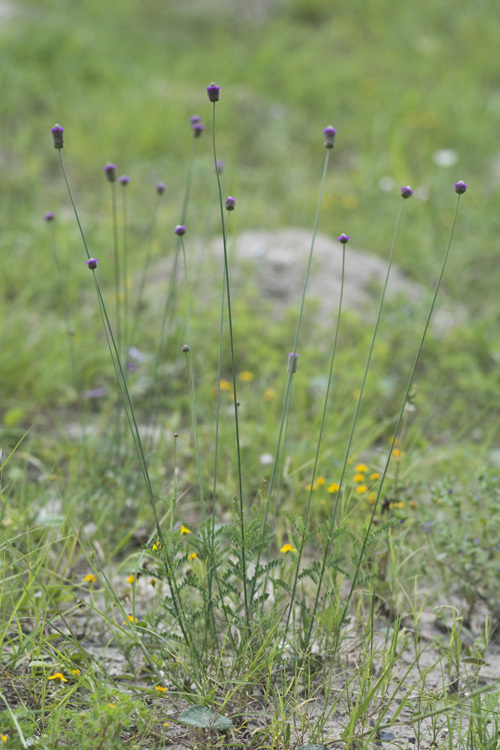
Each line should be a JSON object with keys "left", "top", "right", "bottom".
{"left": 51, "top": 124, "right": 64, "bottom": 149}
{"left": 401, "top": 186, "right": 414, "bottom": 199}
{"left": 287, "top": 352, "right": 299, "bottom": 373}
{"left": 337, "top": 233, "right": 350, "bottom": 244}
{"left": 206, "top": 82, "right": 220, "bottom": 102}
{"left": 190, "top": 115, "right": 202, "bottom": 124}
{"left": 216, "top": 160, "right": 224, "bottom": 174}
{"left": 192, "top": 122, "right": 205, "bottom": 138}
{"left": 323, "top": 126, "right": 337, "bottom": 149}
{"left": 174, "top": 225, "right": 186, "bottom": 236}
{"left": 182, "top": 344, "right": 190, "bottom": 352}
{"left": 118, "top": 175, "right": 130, "bottom": 185}
{"left": 86, "top": 258, "right": 99, "bottom": 269}
{"left": 156, "top": 182, "right": 167, "bottom": 195}
{"left": 44, "top": 212, "right": 55, "bottom": 222}
{"left": 103, "top": 163, "right": 117, "bottom": 182}
{"left": 225, "top": 196, "right": 236, "bottom": 211}
{"left": 454, "top": 180, "right": 467, "bottom": 194}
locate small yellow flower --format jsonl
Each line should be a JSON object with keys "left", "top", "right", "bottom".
{"left": 149, "top": 578, "right": 156, "bottom": 586}
{"left": 152, "top": 541, "right": 162, "bottom": 551}
{"left": 180, "top": 525, "right": 192, "bottom": 535}
{"left": 353, "top": 473, "right": 365, "bottom": 483}
{"left": 368, "top": 492, "right": 377, "bottom": 503}
{"left": 126, "top": 574, "right": 135, "bottom": 584}
{"left": 327, "top": 482, "right": 340, "bottom": 493}
{"left": 264, "top": 388, "right": 276, "bottom": 401}
{"left": 72, "top": 669, "right": 80, "bottom": 676}
{"left": 356, "top": 485, "right": 368, "bottom": 494}
{"left": 187, "top": 552, "right": 198, "bottom": 561}
{"left": 82, "top": 573, "right": 96, "bottom": 584}
{"left": 108, "top": 703, "right": 115, "bottom": 709}
{"left": 124, "top": 615, "right": 137, "bottom": 625}
{"left": 1, "top": 734, "right": 8, "bottom": 742}
{"left": 163, "top": 722, "right": 170, "bottom": 729}
{"left": 280, "top": 544, "right": 296, "bottom": 553}
{"left": 316, "top": 476, "right": 326, "bottom": 486}
{"left": 305, "top": 482, "right": 318, "bottom": 491}
{"left": 155, "top": 685, "right": 168, "bottom": 692}
{"left": 393, "top": 449, "right": 404, "bottom": 458}
{"left": 239, "top": 371, "right": 254, "bottom": 382}
{"left": 409, "top": 500, "right": 418, "bottom": 508}
{"left": 219, "top": 379, "right": 232, "bottom": 391}
{"left": 370, "top": 472, "right": 381, "bottom": 481}
{"left": 355, "top": 463, "right": 369, "bottom": 473}
{"left": 389, "top": 501, "right": 405, "bottom": 509}
{"left": 48, "top": 672, "right": 68, "bottom": 682}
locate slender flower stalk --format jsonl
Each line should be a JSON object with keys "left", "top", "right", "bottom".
{"left": 305, "top": 187, "right": 414, "bottom": 650}
{"left": 208, "top": 84, "right": 250, "bottom": 626}
{"left": 336, "top": 182, "right": 467, "bottom": 644}
{"left": 118, "top": 175, "right": 130, "bottom": 355}
{"left": 104, "top": 163, "right": 122, "bottom": 357}
{"left": 178, "top": 228, "right": 205, "bottom": 519}
{"left": 251, "top": 126, "right": 336, "bottom": 606}
{"left": 53, "top": 136, "right": 198, "bottom": 664}
{"left": 282, "top": 235, "right": 349, "bottom": 639}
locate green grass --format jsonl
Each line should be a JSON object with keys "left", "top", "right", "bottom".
{"left": 1, "top": 0, "right": 500, "bottom": 747}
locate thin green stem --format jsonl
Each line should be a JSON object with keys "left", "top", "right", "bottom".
{"left": 338, "top": 191, "right": 464, "bottom": 636}
{"left": 211, "top": 102, "right": 249, "bottom": 626}
{"left": 283, "top": 244, "right": 346, "bottom": 640}
{"left": 120, "top": 183, "right": 130, "bottom": 353}
{"left": 306, "top": 197, "right": 408, "bottom": 650}
{"left": 251, "top": 147, "right": 332, "bottom": 605}
{"left": 130, "top": 192, "right": 163, "bottom": 345}
{"left": 110, "top": 181, "right": 121, "bottom": 355}
{"left": 180, "top": 236, "right": 205, "bottom": 518}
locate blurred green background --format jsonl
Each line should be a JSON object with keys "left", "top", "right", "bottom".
{"left": 1, "top": 0, "right": 500, "bottom": 480}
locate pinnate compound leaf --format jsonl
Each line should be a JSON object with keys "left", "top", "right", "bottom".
{"left": 178, "top": 705, "right": 232, "bottom": 730}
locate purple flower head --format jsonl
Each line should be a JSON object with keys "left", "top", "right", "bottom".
{"left": 128, "top": 346, "right": 146, "bottom": 363}
{"left": 287, "top": 352, "right": 299, "bottom": 374}
{"left": 323, "top": 126, "right": 337, "bottom": 149}
{"left": 401, "top": 186, "right": 414, "bottom": 199}
{"left": 118, "top": 175, "right": 130, "bottom": 186}
{"left": 83, "top": 387, "right": 107, "bottom": 399}
{"left": 337, "top": 233, "right": 350, "bottom": 244}
{"left": 156, "top": 182, "right": 167, "bottom": 195}
{"left": 190, "top": 115, "right": 202, "bottom": 124}
{"left": 216, "top": 160, "right": 224, "bottom": 174}
{"left": 225, "top": 196, "right": 236, "bottom": 211}
{"left": 454, "top": 180, "right": 467, "bottom": 194}
{"left": 174, "top": 225, "right": 186, "bottom": 236}
{"left": 103, "top": 163, "right": 117, "bottom": 183}
{"left": 206, "top": 82, "right": 220, "bottom": 102}
{"left": 86, "top": 258, "right": 99, "bottom": 270}
{"left": 44, "top": 212, "right": 55, "bottom": 222}
{"left": 51, "top": 124, "right": 64, "bottom": 149}
{"left": 192, "top": 122, "right": 205, "bottom": 138}
{"left": 182, "top": 344, "right": 190, "bottom": 353}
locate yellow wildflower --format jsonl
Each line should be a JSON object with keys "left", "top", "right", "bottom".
{"left": 82, "top": 573, "right": 96, "bottom": 584}
{"left": 316, "top": 476, "right": 326, "bottom": 486}
{"left": 356, "top": 485, "right": 368, "bottom": 494}
{"left": 328, "top": 482, "right": 340, "bottom": 493}
{"left": 389, "top": 501, "right": 405, "bottom": 509}
{"left": 264, "top": 388, "right": 276, "bottom": 401}
{"left": 180, "top": 525, "right": 192, "bottom": 534}
{"left": 149, "top": 578, "right": 156, "bottom": 586}
{"left": 219, "top": 379, "right": 232, "bottom": 391}
{"left": 393, "top": 449, "right": 404, "bottom": 458}
{"left": 188, "top": 552, "right": 198, "bottom": 561}
{"left": 155, "top": 686, "right": 168, "bottom": 692}
{"left": 152, "top": 541, "right": 162, "bottom": 551}
{"left": 305, "top": 482, "right": 318, "bottom": 491}
{"left": 355, "top": 463, "right": 369, "bottom": 473}
{"left": 163, "top": 722, "right": 170, "bottom": 729}
{"left": 124, "top": 615, "right": 137, "bottom": 625}
{"left": 72, "top": 669, "right": 80, "bottom": 676}
{"left": 353, "top": 473, "right": 365, "bottom": 483}
{"left": 280, "top": 544, "right": 296, "bottom": 553}
{"left": 108, "top": 703, "right": 115, "bottom": 709}
{"left": 126, "top": 574, "right": 135, "bottom": 584}
{"left": 48, "top": 672, "right": 68, "bottom": 682}
{"left": 370, "top": 472, "right": 381, "bottom": 481}
{"left": 239, "top": 371, "right": 254, "bottom": 382}
{"left": 1, "top": 734, "right": 8, "bottom": 742}
{"left": 368, "top": 492, "right": 377, "bottom": 503}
